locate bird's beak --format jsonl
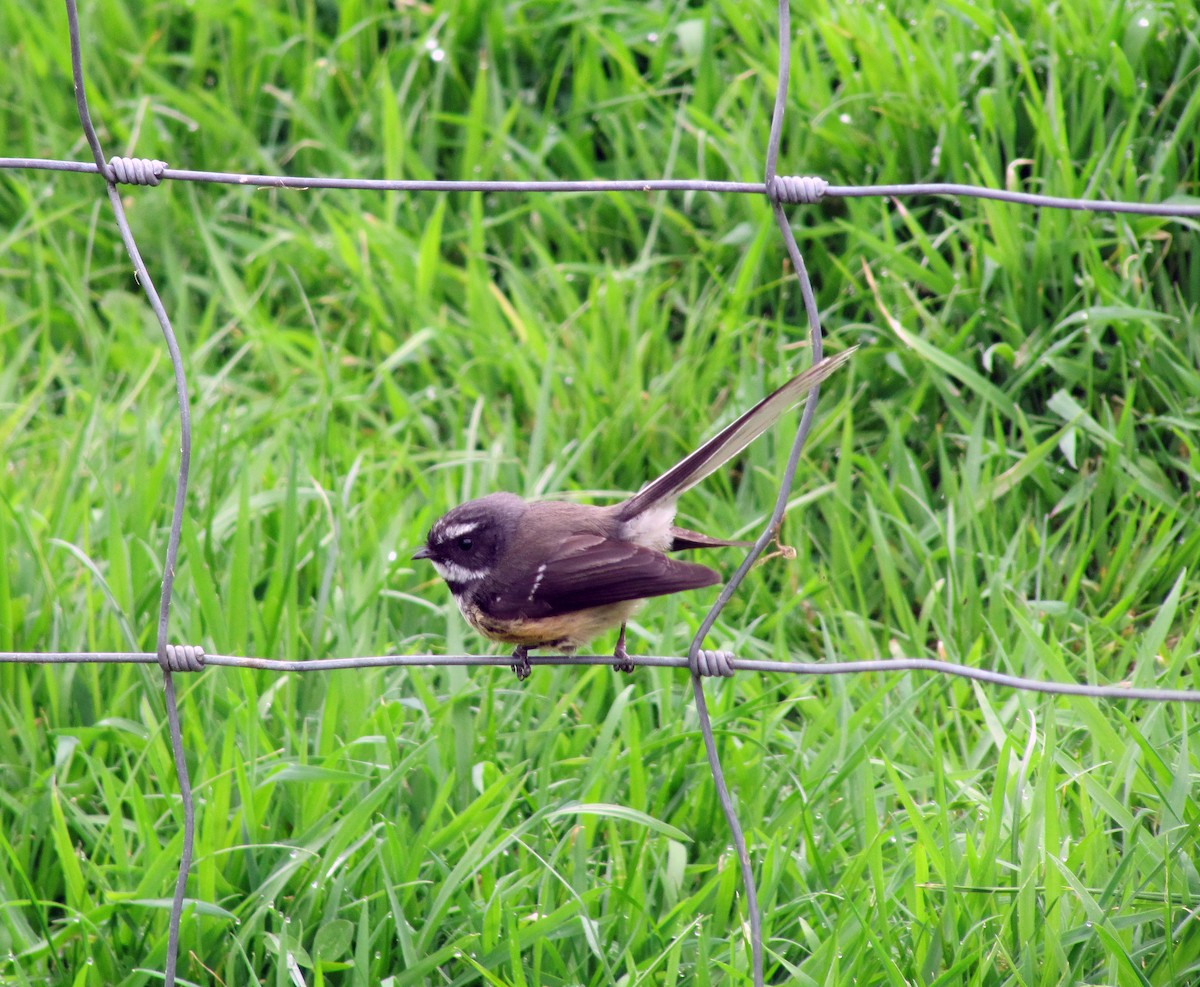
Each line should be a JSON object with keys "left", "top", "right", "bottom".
{"left": 412, "top": 545, "right": 433, "bottom": 561}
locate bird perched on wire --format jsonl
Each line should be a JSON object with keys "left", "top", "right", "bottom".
{"left": 414, "top": 347, "right": 855, "bottom": 679}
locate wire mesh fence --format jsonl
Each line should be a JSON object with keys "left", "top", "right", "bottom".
{"left": 2, "top": 2, "right": 1200, "bottom": 985}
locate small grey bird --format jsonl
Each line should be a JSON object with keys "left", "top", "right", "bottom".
{"left": 414, "top": 348, "right": 854, "bottom": 678}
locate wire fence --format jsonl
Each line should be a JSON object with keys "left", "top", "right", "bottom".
{"left": 2, "top": 2, "right": 1200, "bottom": 985}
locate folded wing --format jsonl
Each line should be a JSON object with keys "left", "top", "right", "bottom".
{"left": 484, "top": 534, "right": 721, "bottom": 621}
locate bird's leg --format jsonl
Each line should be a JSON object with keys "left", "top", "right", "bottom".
{"left": 510, "top": 645, "right": 532, "bottom": 681}
{"left": 612, "top": 623, "right": 636, "bottom": 674}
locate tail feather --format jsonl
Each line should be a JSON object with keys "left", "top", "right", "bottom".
{"left": 668, "top": 525, "right": 754, "bottom": 551}
{"left": 616, "top": 347, "right": 855, "bottom": 521}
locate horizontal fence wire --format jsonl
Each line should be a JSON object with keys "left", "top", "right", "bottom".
{"left": 6, "top": 157, "right": 1200, "bottom": 216}
{"left": 2, "top": 1, "right": 1198, "bottom": 985}
{"left": 4, "top": 650, "right": 1200, "bottom": 703}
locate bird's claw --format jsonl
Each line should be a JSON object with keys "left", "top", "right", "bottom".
{"left": 510, "top": 646, "right": 532, "bottom": 681}
{"left": 613, "top": 624, "right": 635, "bottom": 674}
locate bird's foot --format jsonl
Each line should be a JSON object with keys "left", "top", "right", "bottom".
{"left": 510, "top": 645, "right": 532, "bottom": 681}
{"left": 691, "top": 649, "right": 736, "bottom": 678}
{"left": 613, "top": 624, "right": 636, "bottom": 674}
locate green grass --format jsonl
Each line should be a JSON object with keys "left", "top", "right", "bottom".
{"left": 2, "top": 0, "right": 1200, "bottom": 984}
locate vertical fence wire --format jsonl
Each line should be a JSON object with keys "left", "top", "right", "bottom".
{"left": 64, "top": 3, "right": 197, "bottom": 983}
{"left": 685, "top": 3, "right": 813, "bottom": 982}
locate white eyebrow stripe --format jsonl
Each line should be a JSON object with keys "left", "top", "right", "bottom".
{"left": 432, "top": 560, "right": 487, "bottom": 584}
{"left": 438, "top": 521, "right": 482, "bottom": 541}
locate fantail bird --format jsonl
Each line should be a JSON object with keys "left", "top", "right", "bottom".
{"left": 413, "top": 347, "right": 855, "bottom": 679}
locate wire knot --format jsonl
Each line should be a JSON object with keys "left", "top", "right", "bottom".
{"left": 108, "top": 156, "right": 169, "bottom": 186}
{"left": 767, "top": 174, "right": 828, "bottom": 204}
{"left": 160, "top": 644, "right": 205, "bottom": 672}
{"left": 691, "top": 649, "right": 737, "bottom": 678}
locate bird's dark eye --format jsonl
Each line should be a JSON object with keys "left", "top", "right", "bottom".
{"left": 457, "top": 536, "right": 473, "bottom": 551}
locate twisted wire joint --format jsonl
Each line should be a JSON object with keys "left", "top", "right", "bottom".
{"left": 109, "top": 156, "right": 169, "bottom": 186}
{"left": 161, "top": 644, "right": 205, "bottom": 672}
{"left": 692, "top": 649, "right": 737, "bottom": 678}
{"left": 767, "top": 174, "right": 829, "bottom": 204}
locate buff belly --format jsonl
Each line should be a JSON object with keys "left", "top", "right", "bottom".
{"left": 457, "top": 598, "right": 644, "bottom": 650}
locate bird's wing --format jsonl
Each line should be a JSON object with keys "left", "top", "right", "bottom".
{"left": 484, "top": 534, "right": 721, "bottom": 620}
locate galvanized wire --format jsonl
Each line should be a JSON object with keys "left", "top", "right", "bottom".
{"left": 5, "top": 649, "right": 1197, "bottom": 702}
{"left": 64, "top": 2, "right": 197, "bottom": 983}
{"left": 4, "top": 157, "right": 1200, "bottom": 217}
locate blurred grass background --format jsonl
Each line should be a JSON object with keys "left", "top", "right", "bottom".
{"left": 2, "top": 0, "right": 1200, "bottom": 984}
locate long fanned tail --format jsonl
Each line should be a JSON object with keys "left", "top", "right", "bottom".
{"left": 616, "top": 347, "right": 856, "bottom": 522}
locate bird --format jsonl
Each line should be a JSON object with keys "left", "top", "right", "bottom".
{"left": 413, "top": 347, "right": 855, "bottom": 679}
